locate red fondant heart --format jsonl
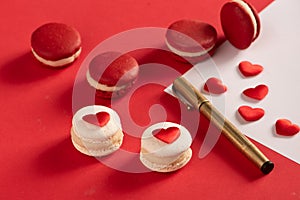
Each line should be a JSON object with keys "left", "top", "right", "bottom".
{"left": 239, "top": 61, "right": 263, "bottom": 77}
{"left": 153, "top": 127, "right": 180, "bottom": 144}
{"left": 204, "top": 77, "right": 227, "bottom": 94}
{"left": 238, "top": 106, "right": 265, "bottom": 121}
{"left": 83, "top": 112, "right": 110, "bottom": 127}
{"left": 243, "top": 84, "right": 268, "bottom": 100}
{"left": 275, "top": 119, "right": 300, "bottom": 136}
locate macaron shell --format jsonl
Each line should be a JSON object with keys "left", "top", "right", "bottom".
{"left": 31, "top": 22, "right": 81, "bottom": 61}
{"left": 220, "top": 1, "right": 260, "bottom": 49}
{"left": 166, "top": 19, "right": 217, "bottom": 53}
{"left": 89, "top": 52, "right": 139, "bottom": 86}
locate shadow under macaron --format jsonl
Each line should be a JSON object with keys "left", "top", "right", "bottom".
{"left": 34, "top": 137, "right": 99, "bottom": 176}
{"left": 0, "top": 52, "right": 67, "bottom": 85}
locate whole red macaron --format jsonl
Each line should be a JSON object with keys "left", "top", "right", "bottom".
{"left": 86, "top": 52, "right": 139, "bottom": 99}
{"left": 165, "top": 19, "right": 218, "bottom": 63}
{"left": 220, "top": 0, "right": 260, "bottom": 49}
{"left": 31, "top": 22, "right": 82, "bottom": 67}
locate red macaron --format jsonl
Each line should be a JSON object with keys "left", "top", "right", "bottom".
{"left": 31, "top": 22, "right": 82, "bottom": 67}
{"left": 86, "top": 52, "right": 139, "bottom": 98}
{"left": 165, "top": 19, "right": 218, "bottom": 63}
{"left": 220, "top": 0, "right": 260, "bottom": 49}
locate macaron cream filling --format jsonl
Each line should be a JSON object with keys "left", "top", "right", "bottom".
{"left": 86, "top": 69, "right": 128, "bottom": 92}
{"left": 232, "top": 0, "right": 257, "bottom": 38}
{"left": 31, "top": 47, "right": 82, "bottom": 67}
{"left": 165, "top": 39, "right": 215, "bottom": 57}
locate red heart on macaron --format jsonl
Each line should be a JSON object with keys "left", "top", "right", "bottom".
{"left": 83, "top": 112, "right": 110, "bottom": 127}
{"left": 238, "top": 106, "right": 265, "bottom": 121}
{"left": 153, "top": 127, "right": 180, "bottom": 144}
{"left": 275, "top": 119, "right": 300, "bottom": 136}
{"left": 243, "top": 84, "right": 268, "bottom": 100}
{"left": 204, "top": 77, "right": 227, "bottom": 94}
{"left": 239, "top": 61, "right": 263, "bottom": 77}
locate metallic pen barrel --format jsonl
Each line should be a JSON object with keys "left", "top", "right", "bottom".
{"left": 173, "top": 77, "right": 274, "bottom": 174}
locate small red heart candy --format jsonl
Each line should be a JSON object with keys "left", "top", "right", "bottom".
{"left": 83, "top": 112, "right": 110, "bottom": 127}
{"left": 243, "top": 84, "right": 268, "bottom": 100}
{"left": 238, "top": 106, "right": 265, "bottom": 121}
{"left": 239, "top": 61, "right": 264, "bottom": 77}
{"left": 204, "top": 77, "right": 227, "bottom": 94}
{"left": 153, "top": 127, "right": 180, "bottom": 144}
{"left": 275, "top": 119, "right": 299, "bottom": 136}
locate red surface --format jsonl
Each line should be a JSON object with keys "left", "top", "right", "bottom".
{"left": 2, "top": 0, "right": 300, "bottom": 200}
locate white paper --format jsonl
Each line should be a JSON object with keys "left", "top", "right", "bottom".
{"left": 166, "top": 0, "right": 300, "bottom": 164}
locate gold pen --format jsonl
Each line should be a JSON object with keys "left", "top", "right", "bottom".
{"left": 172, "top": 77, "right": 274, "bottom": 174}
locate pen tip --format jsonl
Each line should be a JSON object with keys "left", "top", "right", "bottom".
{"left": 261, "top": 161, "right": 274, "bottom": 174}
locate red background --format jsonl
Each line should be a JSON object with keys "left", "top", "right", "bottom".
{"left": 1, "top": 0, "right": 300, "bottom": 199}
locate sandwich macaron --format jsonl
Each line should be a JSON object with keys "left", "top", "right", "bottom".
{"left": 71, "top": 105, "right": 124, "bottom": 157}
{"left": 31, "top": 22, "right": 81, "bottom": 67}
{"left": 140, "top": 122, "right": 193, "bottom": 172}
{"left": 86, "top": 51, "right": 139, "bottom": 98}
{"left": 220, "top": 0, "right": 261, "bottom": 49}
{"left": 165, "top": 19, "right": 218, "bottom": 63}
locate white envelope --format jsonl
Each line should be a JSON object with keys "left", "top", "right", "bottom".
{"left": 166, "top": 0, "right": 300, "bottom": 164}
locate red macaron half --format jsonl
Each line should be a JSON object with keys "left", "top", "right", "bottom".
{"left": 86, "top": 52, "right": 139, "bottom": 99}
{"left": 220, "top": 0, "right": 261, "bottom": 49}
{"left": 31, "top": 22, "right": 82, "bottom": 67}
{"left": 165, "top": 19, "right": 218, "bottom": 63}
